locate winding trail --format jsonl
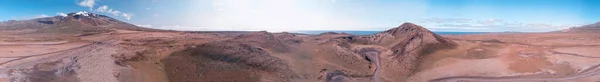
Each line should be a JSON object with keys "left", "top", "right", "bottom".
{"left": 452, "top": 38, "right": 600, "bottom": 58}
{"left": 430, "top": 63, "right": 600, "bottom": 82}
{"left": 0, "top": 42, "right": 97, "bottom": 67}
{"left": 0, "top": 41, "right": 71, "bottom": 46}
{"left": 364, "top": 51, "right": 381, "bottom": 82}
{"left": 0, "top": 31, "right": 138, "bottom": 68}
{"left": 355, "top": 47, "right": 383, "bottom": 82}
{"left": 549, "top": 51, "right": 600, "bottom": 58}
{"left": 0, "top": 43, "right": 95, "bottom": 58}
{"left": 450, "top": 38, "right": 600, "bottom": 47}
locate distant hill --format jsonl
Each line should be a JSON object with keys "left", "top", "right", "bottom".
{"left": 561, "top": 22, "right": 600, "bottom": 32}
{"left": 0, "top": 11, "right": 160, "bottom": 34}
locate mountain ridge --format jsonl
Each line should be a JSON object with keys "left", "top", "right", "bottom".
{"left": 561, "top": 22, "right": 600, "bottom": 32}
{"left": 0, "top": 11, "right": 160, "bottom": 34}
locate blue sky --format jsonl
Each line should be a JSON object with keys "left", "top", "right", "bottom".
{"left": 0, "top": 0, "right": 599, "bottom": 32}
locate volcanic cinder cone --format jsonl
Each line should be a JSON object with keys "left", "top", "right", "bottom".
{"left": 374, "top": 23, "right": 457, "bottom": 81}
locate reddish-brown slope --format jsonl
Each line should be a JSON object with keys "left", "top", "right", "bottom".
{"left": 163, "top": 32, "right": 299, "bottom": 82}
{"left": 378, "top": 23, "right": 457, "bottom": 81}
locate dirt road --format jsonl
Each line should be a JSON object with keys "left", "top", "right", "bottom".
{"left": 358, "top": 48, "right": 382, "bottom": 82}
{"left": 0, "top": 42, "right": 96, "bottom": 69}
{"left": 550, "top": 51, "right": 600, "bottom": 58}
{"left": 365, "top": 52, "right": 380, "bottom": 82}
{"left": 0, "top": 41, "right": 71, "bottom": 46}
{"left": 430, "top": 63, "right": 600, "bottom": 82}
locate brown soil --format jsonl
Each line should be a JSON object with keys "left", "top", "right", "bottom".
{"left": 2, "top": 21, "right": 600, "bottom": 82}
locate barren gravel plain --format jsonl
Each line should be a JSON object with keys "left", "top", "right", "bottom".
{"left": 1, "top": 12, "right": 600, "bottom": 82}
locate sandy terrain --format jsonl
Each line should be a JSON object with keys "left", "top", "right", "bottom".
{"left": 1, "top": 20, "right": 600, "bottom": 82}
{"left": 419, "top": 33, "right": 600, "bottom": 82}
{"left": 0, "top": 28, "right": 229, "bottom": 82}
{"left": 0, "top": 41, "right": 88, "bottom": 57}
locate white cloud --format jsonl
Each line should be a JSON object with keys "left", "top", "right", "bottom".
{"left": 419, "top": 18, "right": 472, "bottom": 23}
{"left": 438, "top": 24, "right": 472, "bottom": 27}
{"left": 477, "top": 18, "right": 504, "bottom": 25}
{"left": 157, "top": 25, "right": 234, "bottom": 31}
{"left": 152, "top": 0, "right": 159, "bottom": 2}
{"left": 56, "top": 12, "right": 68, "bottom": 17}
{"left": 93, "top": 5, "right": 136, "bottom": 20}
{"left": 153, "top": 14, "right": 159, "bottom": 17}
{"left": 525, "top": 23, "right": 554, "bottom": 28}
{"left": 72, "top": 0, "right": 138, "bottom": 21}
{"left": 35, "top": 14, "right": 50, "bottom": 18}
{"left": 109, "top": 9, "right": 121, "bottom": 16}
{"left": 96, "top": 5, "right": 109, "bottom": 12}
{"left": 136, "top": 24, "right": 152, "bottom": 27}
{"left": 418, "top": 18, "right": 581, "bottom": 32}
{"left": 96, "top": 5, "right": 122, "bottom": 16}
{"left": 122, "top": 13, "right": 134, "bottom": 20}
{"left": 78, "top": 0, "right": 95, "bottom": 10}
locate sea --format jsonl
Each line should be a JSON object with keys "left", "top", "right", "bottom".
{"left": 292, "top": 31, "right": 487, "bottom": 35}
